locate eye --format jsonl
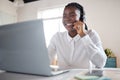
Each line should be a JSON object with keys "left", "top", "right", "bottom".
{"left": 69, "top": 13, "right": 76, "bottom": 18}
{"left": 70, "top": 14, "right": 75, "bottom": 17}
{"left": 63, "top": 15, "right": 66, "bottom": 18}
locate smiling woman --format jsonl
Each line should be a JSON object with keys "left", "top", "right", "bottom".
{"left": 47, "top": 2, "right": 107, "bottom": 70}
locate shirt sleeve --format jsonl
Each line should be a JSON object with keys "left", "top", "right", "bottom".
{"left": 81, "top": 29, "right": 107, "bottom": 68}
{"left": 48, "top": 33, "right": 57, "bottom": 64}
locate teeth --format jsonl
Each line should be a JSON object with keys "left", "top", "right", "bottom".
{"left": 66, "top": 23, "right": 72, "bottom": 26}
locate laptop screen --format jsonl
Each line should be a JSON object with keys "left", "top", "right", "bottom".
{"left": 0, "top": 19, "right": 52, "bottom": 76}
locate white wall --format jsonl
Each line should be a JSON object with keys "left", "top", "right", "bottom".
{"left": 0, "top": 0, "right": 17, "bottom": 15}
{"left": 0, "top": 0, "right": 17, "bottom": 25}
{"left": 17, "top": 0, "right": 69, "bottom": 22}
{"left": 17, "top": 0, "right": 120, "bottom": 67}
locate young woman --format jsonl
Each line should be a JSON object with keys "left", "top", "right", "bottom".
{"left": 48, "top": 2, "right": 107, "bottom": 70}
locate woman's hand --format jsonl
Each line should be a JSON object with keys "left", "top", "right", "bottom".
{"left": 73, "top": 21, "right": 87, "bottom": 37}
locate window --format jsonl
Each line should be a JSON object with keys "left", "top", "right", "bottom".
{"left": 38, "top": 7, "right": 66, "bottom": 46}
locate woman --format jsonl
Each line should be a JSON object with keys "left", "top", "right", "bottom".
{"left": 48, "top": 2, "right": 107, "bottom": 70}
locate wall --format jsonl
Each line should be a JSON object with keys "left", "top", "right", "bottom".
{"left": 0, "top": 0, "right": 17, "bottom": 15}
{"left": 17, "top": 0, "right": 69, "bottom": 22}
{"left": 17, "top": 0, "right": 120, "bottom": 67}
{"left": 0, "top": 0, "right": 17, "bottom": 25}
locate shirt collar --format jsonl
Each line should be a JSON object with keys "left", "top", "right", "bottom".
{"left": 66, "top": 32, "right": 81, "bottom": 42}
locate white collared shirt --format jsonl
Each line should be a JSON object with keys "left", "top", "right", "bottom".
{"left": 48, "top": 29, "right": 107, "bottom": 70}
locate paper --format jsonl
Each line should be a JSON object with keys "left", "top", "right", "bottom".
{"left": 74, "top": 75, "right": 111, "bottom": 80}
{"left": 74, "top": 75, "right": 99, "bottom": 80}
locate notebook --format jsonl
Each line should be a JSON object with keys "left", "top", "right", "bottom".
{"left": 0, "top": 19, "right": 69, "bottom": 76}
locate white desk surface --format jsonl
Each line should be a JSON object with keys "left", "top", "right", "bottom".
{"left": 0, "top": 68, "right": 120, "bottom": 80}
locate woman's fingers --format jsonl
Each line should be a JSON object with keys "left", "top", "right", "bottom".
{"left": 73, "top": 21, "right": 84, "bottom": 33}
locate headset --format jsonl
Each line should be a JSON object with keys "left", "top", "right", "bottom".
{"left": 79, "top": 10, "right": 88, "bottom": 30}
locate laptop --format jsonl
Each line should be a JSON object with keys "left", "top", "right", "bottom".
{"left": 0, "top": 19, "right": 69, "bottom": 76}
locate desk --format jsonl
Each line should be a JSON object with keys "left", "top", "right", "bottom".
{"left": 0, "top": 68, "right": 120, "bottom": 80}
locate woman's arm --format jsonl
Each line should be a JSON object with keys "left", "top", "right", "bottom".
{"left": 81, "top": 30, "right": 107, "bottom": 68}
{"left": 48, "top": 34, "right": 57, "bottom": 65}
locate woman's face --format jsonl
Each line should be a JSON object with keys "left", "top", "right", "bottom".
{"left": 62, "top": 6, "right": 80, "bottom": 32}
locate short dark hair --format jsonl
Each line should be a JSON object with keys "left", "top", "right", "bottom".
{"left": 65, "top": 2, "right": 88, "bottom": 30}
